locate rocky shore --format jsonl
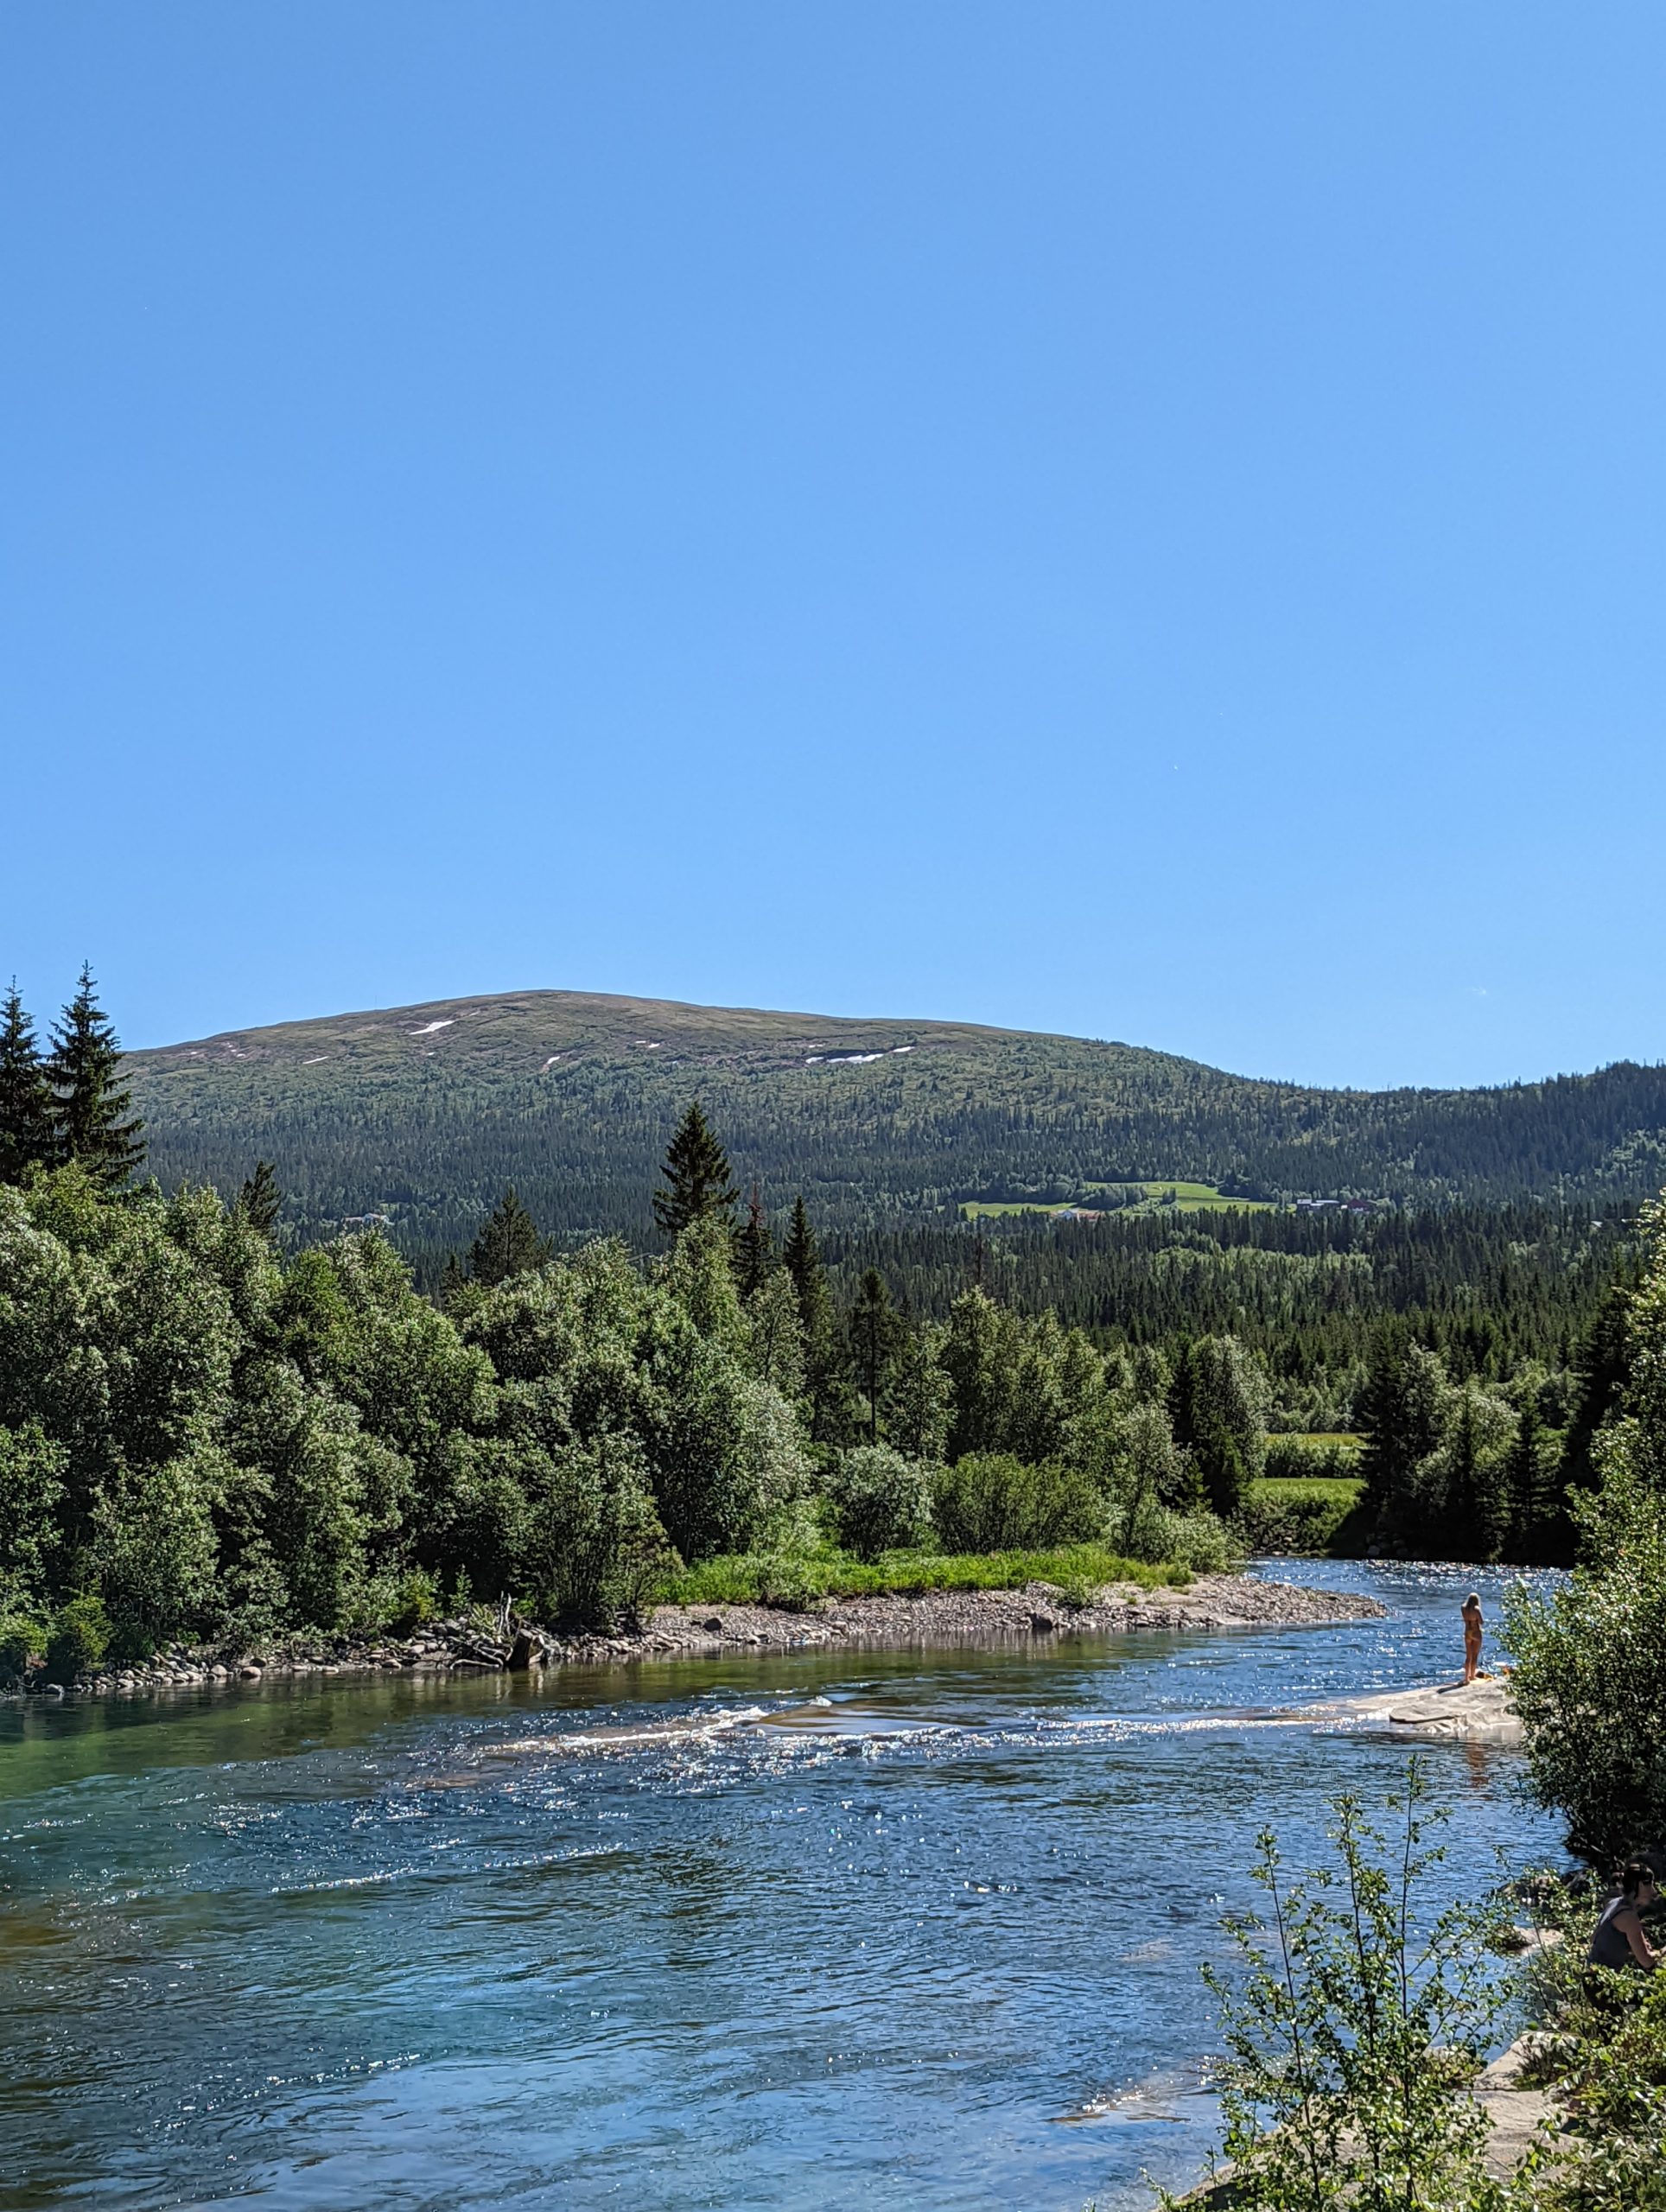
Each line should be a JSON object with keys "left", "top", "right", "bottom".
{"left": 1302, "top": 1672, "right": 1524, "bottom": 1743}
{"left": 4, "top": 1573, "right": 1384, "bottom": 1700}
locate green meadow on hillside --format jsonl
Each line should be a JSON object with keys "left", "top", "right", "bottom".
{"left": 960, "top": 1179, "right": 1277, "bottom": 1219}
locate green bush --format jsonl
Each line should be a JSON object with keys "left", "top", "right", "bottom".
{"left": 43, "top": 1595, "right": 111, "bottom": 1684}
{"left": 1148, "top": 1508, "right": 1237, "bottom": 1574}
{"left": 1233, "top": 1477, "right": 1367, "bottom": 1556}
{"left": 0, "top": 1612, "right": 42, "bottom": 1688}
{"left": 930, "top": 1452, "right": 1106, "bottom": 1553}
{"left": 1505, "top": 1194, "right": 1666, "bottom": 1862}
{"left": 1185, "top": 1759, "right": 1511, "bottom": 2211}
{"left": 388, "top": 1567, "right": 438, "bottom": 1635}
{"left": 825, "top": 1446, "right": 934, "bottom": 1560}
{"left": 532, "top": 1434, "right": 677, "bottom": 1630}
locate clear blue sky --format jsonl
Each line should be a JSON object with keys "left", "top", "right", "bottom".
{"left": 3, "top": 4, "right": 1663, "bottom": 1089}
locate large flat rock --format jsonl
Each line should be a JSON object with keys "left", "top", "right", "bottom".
{"left": 1307, "top": 1675, "right": 1523, "bottom": 1743}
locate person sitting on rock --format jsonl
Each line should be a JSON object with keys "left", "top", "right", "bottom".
{"left": 1587, "top": 1862, "right": 1659, "bottom": 1973}
{"left": 1461, "top": 1592, "right": 1485, "bottom": 1684}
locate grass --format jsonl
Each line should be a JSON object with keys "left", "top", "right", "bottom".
{"left": 1247, "top": 1477, "right": 1364, "bottom": 1509}
{"left": 959, "top": 1179, "right": 1275, "bottom": 1220}
{"left": 655, "top": 1542, "right": 1192, "bottom": 1611}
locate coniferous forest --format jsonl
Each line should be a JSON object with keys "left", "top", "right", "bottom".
{"left": 0, "top": 972, "right": 1659, "bottom": 1675}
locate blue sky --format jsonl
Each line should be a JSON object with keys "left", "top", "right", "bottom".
{"left": 3, "top": 3, "right": 1662, "bottom": 1089}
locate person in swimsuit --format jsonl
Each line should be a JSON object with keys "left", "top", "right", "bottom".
{"left": 1461, "top": 1592, "right": 1484, "bottom": 1684}
{"left": 1588, "top": 1862, "right": 1660, "bottom": 1973}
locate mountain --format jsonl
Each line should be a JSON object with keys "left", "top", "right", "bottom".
{"left": 126, "top": 988, "right": 1666, "bottom": 1263}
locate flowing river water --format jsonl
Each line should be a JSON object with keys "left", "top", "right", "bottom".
{"left": 0, "top": 1561, "right": 1567, "bottom": 2212}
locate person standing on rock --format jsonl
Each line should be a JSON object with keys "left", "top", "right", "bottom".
{"left": 1461, "top": 1592, "right": 1484, "bottom": 1683}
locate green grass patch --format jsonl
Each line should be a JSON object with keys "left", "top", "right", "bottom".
{"left": 656, "top": 1542, "right": 1192, "bottom": 1611}
{"left": 957, "top": 1200, "right": 1075, "bottom": 1217}
{"left": 1248, "top": 1476, "right": 1364, "bottom": 1509}
{"left": 959, "top": 1179, "right": 1274, "bottom": 1221}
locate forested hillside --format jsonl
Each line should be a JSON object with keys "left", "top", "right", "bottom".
{"left": 128, "top": 988, "right": 1666, "bottom": 1259}
{"left": 830, "top": 1200, "right": 1631, "bottom": 1417}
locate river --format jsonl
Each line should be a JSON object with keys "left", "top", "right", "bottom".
{"left": 0, "top": 1560, "right": 1566, "bottom": 2212}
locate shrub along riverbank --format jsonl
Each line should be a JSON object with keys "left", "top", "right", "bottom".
{"left": 1169, "top": 1193, "right": 1666, "bottom": 2209}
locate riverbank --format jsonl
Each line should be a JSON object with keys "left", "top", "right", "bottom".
{"left": 4, "top": 1571, "right": 1385, "bottom": 1697}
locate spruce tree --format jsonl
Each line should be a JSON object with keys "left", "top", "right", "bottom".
{"left": 847, "top": 1268, "right": 901, "bottom": 1446}
{"left": 783, "top": 1196, "right": 823, "bottom": 1322}
{"left": 48, "top": 964, "right": 144, "bottom": 1189}
{"left": 1561, "top": 1274, "right": 1636, "bottom": 1497}
{"left": 1504, "top": 1397, "right": 1555, "bottom": 1564}
{"left": 467, "top": 1186, "right": 554, "bottom": 1286}
{"left": 1358, "top": 1325, "right": 1447, "bottom": 1545}
{"left": 0, "top": 982, "right": 55, "bottom": 1185}
{"left": 1440, "top": 1388, "right": 1487, "bottom": 1560}
{"left": 237, "top": 1160, "right": 282, "bottom": 1236}
{"left": 652, "top": 1103, "right": 738, "bottom": 1237}
{"left": 783, "top": 1194, "right": 850, "bottom": 1442}
{"left": 735, "top": 1184, "right": 773, "bottom": 1298}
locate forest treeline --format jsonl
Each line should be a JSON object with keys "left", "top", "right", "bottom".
{"left": 0, "top": 1119, "right": 1250, "bottom": 1676}
{"left": 124, "top": 987, "right": 1666, "bottom": 1251}
{"left": 825, "top": 1200, "right": 1631, "bottom": 1421}
{"left": 0, "top": 981, "right": 1656, "bottom": 1674}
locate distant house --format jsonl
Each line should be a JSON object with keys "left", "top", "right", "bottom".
{"left": 340, "top": 1213, "right": 393, "bottom": 1230}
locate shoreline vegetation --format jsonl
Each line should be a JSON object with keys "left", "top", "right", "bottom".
{"left": 1, "top": 1569, "right": 1387, "bottom": 1701}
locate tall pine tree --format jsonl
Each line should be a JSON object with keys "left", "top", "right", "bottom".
{"left": 1561, "top": 1273, "right": 1636, "bottom": 1497}
{"left": 1504, "top": 1396, "right": 1557, "bottom": 1565}
{"left": 237, "top": 1160, "right": 282, "bottom": 1236}
{"left": 467, "top": 1186, "right": 554, "bottom": 1286}
{"left": 0, "top": 982, "right": 55, "bottom": 1185}
{"left": 652, "top": 1103, "right": 738, "bottom": 1237}
{"left": 782, "top": 1195, "right": 823, "bottom": 1321}
{"left": 48, "top": 965, "right": 144, "bottom": 1189}
{"left": 735, "top": 1184, "right": 773, "bottom": 1298}
{"left": 847, "top": 1268, "right": 901, "bottom": 1446}
{"left": 783, "top": 1193, "right": 849, "bottom": 1441}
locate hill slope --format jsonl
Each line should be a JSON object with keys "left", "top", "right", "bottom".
{"left": 127, "top": 988, "right": 1666, "bottom": 1257}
